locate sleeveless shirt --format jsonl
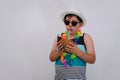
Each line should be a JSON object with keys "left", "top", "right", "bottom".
{"left": 55, "top": 33, "right": 86, "bottom": 80}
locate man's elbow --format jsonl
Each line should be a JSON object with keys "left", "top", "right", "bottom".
{"left": 89, "top": 60, "right": 95, "bottom": 64}
{"left": 49, "top": 56, "right": 55, "bottom": 62}
{"left": 89, "top": 57, "right": 96, "bottom": 64}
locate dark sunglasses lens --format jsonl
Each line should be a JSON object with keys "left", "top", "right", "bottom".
{"left": 64, "top": 20, "right": 79, "bottom": 26}
{"left": 72, "top": 22, "right": 78, "bottom": 26}
{"left": 64, "top": 20, "right": 69, "bottom": 25}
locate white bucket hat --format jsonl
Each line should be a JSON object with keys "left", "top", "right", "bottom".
{"left": 60, "top": 7, "right": 86, "bottom": 25}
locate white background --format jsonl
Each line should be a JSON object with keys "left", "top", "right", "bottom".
{"left": 0, "top": 0, "right": 120, "bottom": 80}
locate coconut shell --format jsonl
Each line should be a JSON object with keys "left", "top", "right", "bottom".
{"left": 59, "top": 39, "right": 74, "bottom": 48}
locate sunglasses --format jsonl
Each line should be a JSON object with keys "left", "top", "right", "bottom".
{"left": 64, "top": 20, "right": 80, "bottom": 26}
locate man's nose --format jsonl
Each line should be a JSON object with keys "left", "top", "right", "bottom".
{"left": 68, "top": 22, "right": 72, "bottom": 27}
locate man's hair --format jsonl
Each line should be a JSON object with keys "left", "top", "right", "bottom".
{"left": 64, "top": 14, "right": 83, "bottom": 23}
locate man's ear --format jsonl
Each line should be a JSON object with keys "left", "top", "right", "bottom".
{"left": 79, "top": 22, "right": 83, "bottom": 27}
